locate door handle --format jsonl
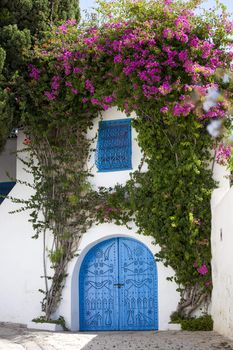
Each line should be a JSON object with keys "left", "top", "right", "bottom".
{"left": 113, "top": 283, "right": 125, "bottom": 288}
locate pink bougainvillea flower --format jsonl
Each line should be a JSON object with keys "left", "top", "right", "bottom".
{"left": 202, "top": 102, "right": 227, "bottom": 119}
{"left": 51, "top": 76, "right": 61, "bottom": 90}
{"left": 223, "top": 20, "right": 233, "bottom": 33}
{"left": 175, "top": 31, "right": 189, "bottom": 42}
{"left": 91, "top": 98, "right": 100, "bottom": 105}
{"left": 66, "top": 19, "right": 77, "bottom": 26}
{"left": 73, "top": 67, "right": 82, "bottom": 74}
{"left": 44, "top": 91, "right": 56, "bottom": 101}
{"left": 164, "top": 0, "right": 172, "bottom": 5}
{"left": 201, "top": 41, "right": 214, "bottom": 59}
{"left": 178, "top": 50, "right": 188, "bottom": 62}
{"left": 28, "top": 64, "right": 40, "bottom": 80}
{"left": 58, "top": 24, "right": 67, "bottom": 33}
{"left": 64, "top": 64, "right": 72, "bottom": 75}
{"left": 173, "top": 102, "right": 194, "bottom": 116}
{"left": 83, "top": 36, "right": 99, "bottom": 46}
{"left": 71, "top": 88, "right": 78, "bottom": 95}
{"left": 159, "top": 82, "right": 172, "bottom": 95}
{"left": 61, "top": 50, "right": 73, "bottom": 61}
{"left": 102, "top": 104, "right": 110, "bottom": 111}
{"left": 215, "top": 143, "right": 231, "bottom": 166}
{"left": 175, "top": 15, "right": 191, "bottom": 32}
{"left": 103, "top": 96, "right": 113, "bottom": 103}
{"left": 197, "top": 264, "right": 208, "bottom": 275}
{"left": 160, "top": 106, "right": 169, "bottom": 113}
{"left": 85, "top": 80, "right": 95, "bottom": 94}
{"left": 65, "top": 81, "right": 73, "bottom": 88}
{"left": 162, "top": 28, "right": 174, "bottom": 39}
{"left": 114, "top": 54, "right": 123, "bottom": 63}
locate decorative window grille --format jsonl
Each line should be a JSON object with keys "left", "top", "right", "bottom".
{"left": 96, "top": 118, "right": 132, "bottom": 172}
{"left": 0, "top": 182, "right": 16, "bottom": 204}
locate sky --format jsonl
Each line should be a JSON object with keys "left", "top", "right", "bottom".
{"left": 80, "top": 0, "right": 233, "bottom": 13}
{"left": 202, "top": 0, "right": 233, "bottom": 11}
{"left": 80, "top": 0, "right": 96, "bottom": 12}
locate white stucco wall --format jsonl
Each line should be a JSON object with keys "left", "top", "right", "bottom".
{"left": 0, "top": 132, "right": 44, "bottom": 324}
{"left": 0, "top": 108, "right": 179, "bottom": 330}
{"left": 211, "top": 161, "right": 233, "bottom": 340}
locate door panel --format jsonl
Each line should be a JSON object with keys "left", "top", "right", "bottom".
{"left": 79, "top": 238, "right": 119, "bottom": 331}
{"left": 79, "top": 237, "right": 158, "bottom": 331}
{"left": 118, "top": 238, "right": 158, "bottom": 330}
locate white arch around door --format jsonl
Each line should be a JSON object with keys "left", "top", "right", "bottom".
{"left": 54, "top": 222, "right": 180, "bottom": 331}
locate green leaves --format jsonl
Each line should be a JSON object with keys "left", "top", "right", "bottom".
{"left": 0, "top": 47, "right": 6, "bottom": 73}
{"left": 0, "top": 0, "right": 80, "bottom": 151}
{"left": 109, "top": 113, "right": 216, "bottom": 316}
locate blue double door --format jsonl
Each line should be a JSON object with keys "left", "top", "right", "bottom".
{"left": 79, "top": 237, "right": 158, "bottom": 331}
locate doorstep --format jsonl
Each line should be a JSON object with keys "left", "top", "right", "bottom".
{"left": 167, "top": 323, "right": 182, "bottom": 331}
{"left": 27, "top": 321, "right": 63, "bottom": 332}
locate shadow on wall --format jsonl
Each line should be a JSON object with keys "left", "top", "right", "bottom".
{"left": 0, "top": 138, "right": 17, "bottom": 204}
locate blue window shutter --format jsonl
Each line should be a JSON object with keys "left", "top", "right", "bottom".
{"left": 96, "top": 118, "right": 132, "bottom": 172}
{"left": 0, "top": 182, "right": 16, "bottom": 204}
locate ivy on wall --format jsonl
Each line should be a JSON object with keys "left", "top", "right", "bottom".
{"left": 15, "top": 0, "right": 233, "bottom": 321}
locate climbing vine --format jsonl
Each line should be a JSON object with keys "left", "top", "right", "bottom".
{"left": 17, "top": 0, "right": 233, "bottom": 321}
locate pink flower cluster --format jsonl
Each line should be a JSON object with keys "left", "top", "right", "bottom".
{"left": 202, "top": 102, "right": 227, "bottom": 119}
{"left": 197, "top": 264, "right": 208, "bottom": 275}
{"left": 173, "top": 102, "right": 195, "bottom": 117}
{"left": 85, "top": 80, "right": 95, "bottom": 94}
{"left": 28, "top": 8, "right": 233, "bottom": 118}
{"left": 51, "top": 76, "right": 61, "bottom": 90}
{"left": 28, "top": 64, "right": 40, "bottom": 80}
{"left": 194, "top": 262, "right": 209, "bottom": 276}
{"left": 58, "top": 19, "right": 77, "bottom": 33}
{"left": 216, "top": 143, "right": 231, "bottom": 166}
{"left": 44, "top": 91, "right": 56, "bottom": 101}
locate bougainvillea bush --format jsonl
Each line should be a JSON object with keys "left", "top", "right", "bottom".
{"left": 19, "top": 0, "right": 233, "bottom": 320}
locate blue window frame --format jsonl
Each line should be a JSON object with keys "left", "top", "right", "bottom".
{"left": 0, "top": 182, "right": 16, "bottom": 204}
{"left": 96, "top": 118, "right": 132, "bottom": 172}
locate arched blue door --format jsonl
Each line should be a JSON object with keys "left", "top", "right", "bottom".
{"left": 79, "top": 237, "right": 158, "bottom": 331}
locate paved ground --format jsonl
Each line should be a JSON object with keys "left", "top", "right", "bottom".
{"left": 1, "top": 323, "right": 233, "bottom": 350}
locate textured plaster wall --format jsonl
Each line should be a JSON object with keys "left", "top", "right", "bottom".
{"left": 0, "top": 132, "right": 44, "bottom": 324}
{"left": 211, "top": 161, "right": 233, "bottom": 340}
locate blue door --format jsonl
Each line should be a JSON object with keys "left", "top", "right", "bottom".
{"left": 79, "top": 237, "right": 158, "bottom": 331}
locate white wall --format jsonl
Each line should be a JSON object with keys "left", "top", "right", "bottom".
{"left": 0, "top": 108, "right": 179, "bottom": 330}
{"left": 211, "top": 159, "right": 233, "bottom": 340}
{"left": 0, "top": 132, "right": 44, "bottom": 324}
{"left": 211, "top": 188, "right": 233, "bottom": 340}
